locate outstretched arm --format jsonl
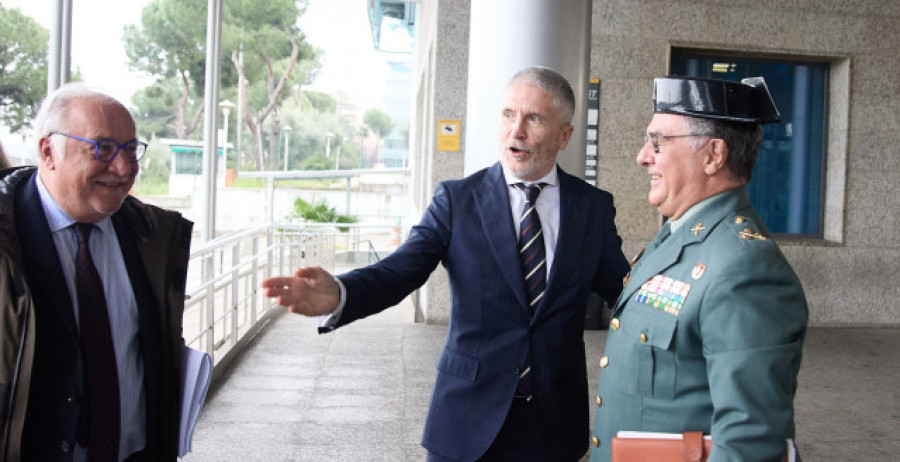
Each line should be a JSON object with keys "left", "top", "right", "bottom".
{"left": 261, "top": 266, "right": 341, "bottom": 316}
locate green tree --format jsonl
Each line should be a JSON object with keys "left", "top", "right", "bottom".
{"left": 123, "top": 0, "right": 214, "bottom": 140}
{"left": 226, "top": 0, "right": 321, "bottom": 170}
{"left": 0, "top": 4, "right": 49, "bottom": 133}
{"left": 299, "top": 153, "right": 332, "bottom": 170}
{"left": 363, "top": 108, "right": 393, "bottom": 161}
{"left": 133, "top": 136, "right": 172, "bottom": 194}
{"left": 303, "top": 90, "right": 336, "bottom": 113}
{"left": 363, "top": 108, "right": 393, "bottom": 138}
{"left": 131, "top": 79, "right": 185, "bottom": 140}
{"left": 277, "top": 91, "right": 365, "bottom": 172}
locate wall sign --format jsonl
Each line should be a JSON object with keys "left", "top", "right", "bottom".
{"left": 437, "top": 119, "right": 461, "bottom": 152}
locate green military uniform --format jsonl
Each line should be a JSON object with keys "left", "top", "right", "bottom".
{"left": 590, "top": 187, "right": 808, "bottom": 462}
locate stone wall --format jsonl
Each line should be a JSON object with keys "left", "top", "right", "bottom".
{"left": 409, "top": 0, "right": 900, "bottom": 325}
{"left": 590, "top": 0, "right": 900, "bottom": 325}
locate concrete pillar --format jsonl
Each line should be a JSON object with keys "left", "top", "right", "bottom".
{"left": 464, "top": 0, "right": 591, "bottom": 177}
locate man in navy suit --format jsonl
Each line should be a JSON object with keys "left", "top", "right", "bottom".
{"left": 0, "top": 83, "right": 192, "bottom": 461}
{"left": 262, "top": 66, "right": 630, "bottom": 461}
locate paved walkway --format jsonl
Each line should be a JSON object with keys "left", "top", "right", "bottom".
{"left": 183, "top": 299, "right": 900, "bottom": 461}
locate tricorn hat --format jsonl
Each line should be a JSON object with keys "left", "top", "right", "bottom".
{"left": 653, "top": 76, "right": 781, "bottom": 125}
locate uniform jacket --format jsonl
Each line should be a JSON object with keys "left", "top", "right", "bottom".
{"left": 590, "top": 187, "right": 808, "bottom": 462}
{"left": 0, "top": 167, "right": 193, "bottom": 462}
{"left": 333, "top": 162, "right": 630, "bottom": 461}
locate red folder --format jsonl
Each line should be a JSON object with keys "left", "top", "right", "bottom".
{"left": 611, "top": 431, "right": 794, "bottom": 462}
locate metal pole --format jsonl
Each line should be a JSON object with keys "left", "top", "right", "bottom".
{"left": 257, "top": 129, "right": 265, "bottom": 170}
{"left": 203, "top": 255, "right": 215, "bottom": 358}
{"left": 345, "top": 177, "right": 351, "bottom": 215}
{"left": 334, "top": 145, "right": 340, "bottom": 170}
{"left": 265, "top": 227, "right": 273, "bottom": 311}
{"left": 48, "top": 0, "right": 63, "bottom": 93}
{"left": 267, "top": 177, "right": 275, "bottom": 225}
{"left": 251, "top": 234, "right": 259, "bottom": 322}
{"left": 282, "top": 126, "right": 292, "bottom": 171}
{"left": 236, "top": 47, "right": 243, "bottom": 174}
{"left": 60, "top": 0, "right": 72, "bottom": 84}
{"left": 231, "top": 245, "right": 240, "bottom": 346}
{"left": 219, "top": 100, "right": 234, "bottom": 170}
{"left": 201, "top": 0, "right": 224, "bottom": 241}
{"left": 283, "top": 135, "right": 288, "bottom": 170}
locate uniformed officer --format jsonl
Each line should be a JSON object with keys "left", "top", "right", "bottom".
{"left": 590, "top": 76, "right": 808, "bottom": 462}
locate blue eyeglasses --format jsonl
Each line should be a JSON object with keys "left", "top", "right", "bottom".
{"left": 49, "top": 132, "right": 148, "bottom": 163}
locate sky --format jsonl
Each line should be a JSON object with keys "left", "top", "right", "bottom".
{"left": 299, "top": 0, "right": 388, "bottom": 109}
{"left": 2, "top": 0, "right": 387, "bottom": 109}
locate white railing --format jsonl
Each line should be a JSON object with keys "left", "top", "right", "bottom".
{"left": 299, "top": 221, "right": 403, "bottom": 264}
{"left": 183, "top": 225, "right": 335, "bottom": 368}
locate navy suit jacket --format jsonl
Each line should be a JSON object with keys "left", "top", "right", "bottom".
{"left": 13, "top": 171, "right": 174, "bottom": 461}
{"left": 334, "top": 163, "right": 629, "bottom": 460}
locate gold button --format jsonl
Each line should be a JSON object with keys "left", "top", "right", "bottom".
{"left": 595, "top": 395, "right": 603, "bottom": 407}
{"left": 599, "top": 355, "right": 609, "bottom": 368}
{"left": 735, "top": 216, "right": 746, "bottom": 224}
{"left": 639, "top": 333, "right": 648, "bottom": 343}
{"left": 610, "top": 318, "right": 620, "bottom": 330}
{"left": 591, "top": 436, "right": 600, "bottom": 447}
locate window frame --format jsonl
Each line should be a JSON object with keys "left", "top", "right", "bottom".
{"left": 667, "top": 46, "right": 849, "bottom": 244}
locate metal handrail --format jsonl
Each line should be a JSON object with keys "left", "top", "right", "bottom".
{"left": 182, "top": 225, "right": 334, "bottom": 368}
{"left": 181, "top": 222, "right": 400, "bottom": 373}
{"left": 355, "top": 239, "right": 382, "bottom": 263}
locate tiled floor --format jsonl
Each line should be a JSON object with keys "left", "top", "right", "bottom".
{"left": 183, "top": 300, "right": 900, "bottom": 461}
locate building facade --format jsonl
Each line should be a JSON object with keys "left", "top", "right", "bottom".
{"left": 408, "top": 0, "right": 900, "bottom": 326}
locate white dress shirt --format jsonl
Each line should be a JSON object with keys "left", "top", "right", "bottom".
{"left": 502, "top": 165, "right": 560, "bottom": 276}
{"left": 36, "top": 174, "right": 146, "bottom": 462}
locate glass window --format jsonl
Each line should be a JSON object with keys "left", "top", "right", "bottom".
{"left": 670, "top": 50, "right": 828, "bottom": 237}
{"left": 173, "top": 149, "right": 203, "bottom": 175}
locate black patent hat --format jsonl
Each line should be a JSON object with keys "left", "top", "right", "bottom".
{"left": 653, "top": 76, "right": 781, "bottom": 125}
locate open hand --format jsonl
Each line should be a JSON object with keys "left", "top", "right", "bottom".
{"left": 260, "top": 266, "right": 341, "bottom": 316}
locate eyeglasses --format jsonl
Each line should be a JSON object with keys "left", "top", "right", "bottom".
{"left": 49, "top": 132, "right": 148, "bottom": 163}
{"left": 643, "top": 133, "right": 709, "bottom": 154}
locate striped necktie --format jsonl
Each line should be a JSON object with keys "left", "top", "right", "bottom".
{"left": 515, "top": 183, "right": 547, "bottom": 313}
{"left": 73, "top": 223, "right": 121, "bottom": 462}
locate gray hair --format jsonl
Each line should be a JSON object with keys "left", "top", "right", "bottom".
{"left": 684, "top": 116, "right": 763, "bottom": 181}
{"left": 508, "top": 66, "right": 576, "bottom": 126}
{"left": 33, "top": 83, "right": 124, "bottom": 155}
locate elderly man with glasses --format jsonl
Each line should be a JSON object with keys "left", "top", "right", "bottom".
{"left": 589, "top": 76, "right": 808, "bottom": 462}
{"left": 0, "top": 83, "right": 193, "bottom": 462}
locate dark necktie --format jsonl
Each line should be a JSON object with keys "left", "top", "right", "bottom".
{"left": 73, "top": 223, "right": 121, "bottom": 462}
{"left": 515, "top": 183, "right": 547, "bottom": 312}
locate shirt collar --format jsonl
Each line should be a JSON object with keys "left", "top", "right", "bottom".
{"left": 669, "top": 193, "right": 720, "bottom": 232}
{"left": 503, "top": 164, "right": 559, "bottom": 188}
{"left": 35, "top": 172, "right": 113, "bottom": 235}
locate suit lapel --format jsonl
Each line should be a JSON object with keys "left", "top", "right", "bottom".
{"left": 112, "top": 212, "right": 164, "bottom": 452}
{"left": 13, "top": 170, "right": 80, "bottom": 342}
{"left": 535, "top": 168, "right": 583, "bottom": 319}
{"left": 474, "top": 164, "right": 531, "bottom": 312}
